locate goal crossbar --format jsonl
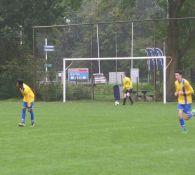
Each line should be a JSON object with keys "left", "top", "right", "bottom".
{"left": 63, "top": 56, "right": 167, "bottom": 104}
{"left": 63, "top": 56, "right": 165, "bottom": 61}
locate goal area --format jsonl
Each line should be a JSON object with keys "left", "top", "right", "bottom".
{"left": 63, "top": 56, "right": 167, "bottom": 104}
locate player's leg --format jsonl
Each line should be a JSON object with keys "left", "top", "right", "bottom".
{"left": 182, "top": 104, "right": 192, "bottom": 121}
{"left": 28, "top": 102, "right": 35, "bottom": 127}
{"left": 123, "top": 91, "right": 127, "bottom": 105}
{"left": 18, "top": 102, "right": 27, "bottom": 127}
{"left": 128, "top": 89, "right": 134, "bottom": 105}
{"left": 178, "top": 110, "right": 185, "bottom": 128}
{"left": 177, "top": 104, "right": 186, "bottom": 132}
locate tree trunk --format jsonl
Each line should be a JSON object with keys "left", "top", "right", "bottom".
{"left": 166, "top": 19, "right": 178, "bottom": 101}
{"left": 166, "top": 0, "right": 186, "bottom": 101}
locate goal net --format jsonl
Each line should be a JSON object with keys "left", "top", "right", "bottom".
{"left": 62, "top": 56, "right": 167, "bottom": 103}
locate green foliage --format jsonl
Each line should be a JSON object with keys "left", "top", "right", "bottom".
{"left": 67, "top": 84, "right": 92, "bottom": 100}
{"left": 93, "top": 84, "right": 114, "bottom": 101}
{"left": 37, "top": 82, "right": 63, "bottom": 101}
{"left": 0, "top": 53, "right": 35, "bottom": 99}
{"left": 0, "top": 0, "right": 75, "bottom": 99}
{"left": 0, "top": 0, "right": 195, "bottom": 101}
{"left": 66, "top": 84, "right": 115, "bottom": 101}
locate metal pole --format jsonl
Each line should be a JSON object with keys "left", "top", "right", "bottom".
{"left": 163, "top": 56, "right": 166, "bottom": 104}
{"left": 115, "top": 32, "right": 118, "bottom": 84}
{"left": 167, "top": 0, "right": 169, "bottom": 19}
{"left": 63, "top": 59, "right": 66, "bottom": 102}
{"left": 163, "top": 41, "right": 166, "bottom": 56}
{"left": 33, "top": 28, "right": 35, "bottom": 57}
{"left": 19, "top": 26, "right": 23, "bottom": 45}
{"left": 91, "top": 25, "right": 95, "bottom": 100}
{"left": 45, "top": 38, "right": 48, "bottom": 82}
{"left": 96, "top": 24, "right": 100, "bottom": 73}
{"left": 131, "top": 22, "right": 134, "bottom": 69}
{"left": 32, "top": 28, "right": 36, "bottom": 91}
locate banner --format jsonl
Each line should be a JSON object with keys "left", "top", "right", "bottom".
{"left": 68, "top": 68, "right": 89, "bottom": 81}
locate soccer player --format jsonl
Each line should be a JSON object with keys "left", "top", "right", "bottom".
{"left": 122, "top": 72, "right": 134, "bottom": 105}
{"left": 174, "top": 71, "right": 194, "bottom": 132}
{"left": 17, "top": 80, "right": 35, "bottom": 127}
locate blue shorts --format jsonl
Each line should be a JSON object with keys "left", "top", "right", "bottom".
{"left": 177, "top": 104, "right": 191, "bottom": 114}
{"left": 22, "top": 102, "right": 34, "bottom": 109}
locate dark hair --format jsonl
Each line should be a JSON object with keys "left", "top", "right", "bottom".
{"left": 17, "top": 79, "right": 23, "bottom": 85}
{"left": 175, "top": 70, "right": 182, "bottom": 75}
{"left": 124, "top": 71, "right": 129, "bottom": 76}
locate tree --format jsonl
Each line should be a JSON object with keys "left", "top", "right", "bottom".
{"left": 0, "top": 0, "right": 74, "bottom": 99}
{"left": 165, "top": 0, "right": 195, "bottom": 100}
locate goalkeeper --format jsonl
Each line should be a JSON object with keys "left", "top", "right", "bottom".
{"left": 17, "top": 80, "right": 35, "bottom": 127}
{"left": 122, "top": 72, "right": 134, "bottom": 105}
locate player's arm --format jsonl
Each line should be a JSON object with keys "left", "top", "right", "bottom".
{"left": 174, "top": 82, "right": 179, "bottom": 96}
{"left": 23, "top": 88, "right": 31, "bottom": 108}
{"left": 26, "top": 92, "right": 31, "bottom": 108}
{"left": 123, "top": 79, "right": 126, "bottom": 89}
{"left": 184, "top": 81, "right": 194, "bottom": 95}
{"left": 129, "top": 79, "right": 133, "bottom": 89}
{"left": 19, "top": 87, "right": 24, "bottom": 95}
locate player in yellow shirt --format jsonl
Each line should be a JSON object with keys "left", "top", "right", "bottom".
{"left": 17, "top": 80, "right": 35, "bottom": 127}
{"left": 122, "top": 72, "right": 134, "bottom": 105}
{"left": 174, "top": 71, "right": 194, "bottom": 132}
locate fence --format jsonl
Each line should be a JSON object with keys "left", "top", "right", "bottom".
{"left": 32, "top": 18, "right": 195, "bottom": 101}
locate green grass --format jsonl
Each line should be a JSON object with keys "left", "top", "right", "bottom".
{"left": 0, "top": 101, "right": 195, "bottom": 175}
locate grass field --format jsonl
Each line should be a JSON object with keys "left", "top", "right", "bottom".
{"left": 0, "top": 101, "right": 195, "bottom": 175}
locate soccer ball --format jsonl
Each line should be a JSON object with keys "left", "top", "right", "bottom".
{"left": 114, "top": 101, "right": 119, "bottom": 106}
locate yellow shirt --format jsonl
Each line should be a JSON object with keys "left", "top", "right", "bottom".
{"left": 175, "top": 79, "right": 194, "bottom": 104}
{"left": 123, "top": 76, "right": 133, "bottom": 90}
{"left": 20, "top": 84, "right": 35, "bottom": 103}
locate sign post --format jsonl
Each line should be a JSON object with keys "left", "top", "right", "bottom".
{"left": 44, "top": 38, "right": 54, "bottom": 82}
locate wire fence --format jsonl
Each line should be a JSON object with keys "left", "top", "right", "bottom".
{"left": 33, "top": 18, "right": 195, "bottom": 101}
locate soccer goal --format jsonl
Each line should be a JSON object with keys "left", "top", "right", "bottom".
{"left": 63, "top": 56, "right": 167, "bottom": 103}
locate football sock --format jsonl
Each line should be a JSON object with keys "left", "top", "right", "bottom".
{"left": 179, "top": 118, "right": 185, "bottom": 128}
{"left": 129, "top": 96, "right": 133, "bottom": 105}
{"left": 29, "top": 110, "right": 35, "bottom": 124}
{"left": 21, "top": 108, "right": 26, "bottom": 123}
{"left": 186, "top": 112, "right": 192, "bottom": 120}
{"left": 123, "top": 98, "right": 126, "bottom": 105}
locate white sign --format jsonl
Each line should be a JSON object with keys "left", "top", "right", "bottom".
{"left": 44, "top": 45, "right": 55, "bottom": 52}
{"left": 131, "top": 68, "right": 139, "bottom": 83}
{"left": 109, "top": 72, "right": 124, "bottom": 84}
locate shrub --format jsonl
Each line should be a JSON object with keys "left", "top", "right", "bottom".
{"left": 66, "top": 84, "right": 92, "bottom": 100}
{"left": 37, "top": 82, "right": 62, "bottom": 101}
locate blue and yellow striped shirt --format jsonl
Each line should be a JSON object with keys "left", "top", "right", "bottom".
{"left": 175, "top": 79, "right": 194, "bottom": 104}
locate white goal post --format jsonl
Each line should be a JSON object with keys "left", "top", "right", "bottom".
{"left": 63, "top": 56, "right": 167, "bottom": 103}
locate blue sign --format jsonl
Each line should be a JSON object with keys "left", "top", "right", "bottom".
{"left": 68, "top": 68, "right": 89, "bottom": 81}
{"left": 44, "top": 45, "right": 55, "bottom": 52}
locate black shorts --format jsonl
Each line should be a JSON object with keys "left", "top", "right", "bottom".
{"left": 125, "top": 89, "right": 133, "bottom": 94}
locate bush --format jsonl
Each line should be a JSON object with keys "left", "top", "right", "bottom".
{"left": 37, "top": 82, "right": 63, "bottom": 101}
{"left": 66, "top": 84, "right": 92, "bottom": 100}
